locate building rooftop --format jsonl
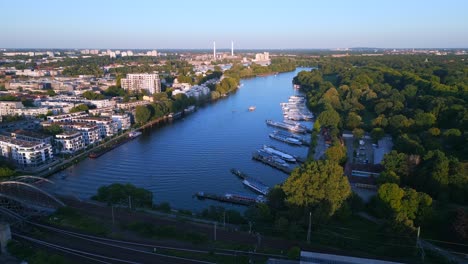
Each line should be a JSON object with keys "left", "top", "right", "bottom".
{"left": 11, "top": 129, "right": 52, "bottom": 139}
{"left": 56, "top": 131, "right": 82, "bottom": 137}
{"left": 0, "top": 135, "right": 45, "bottom": 147}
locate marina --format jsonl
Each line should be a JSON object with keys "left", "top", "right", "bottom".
{"left": 47, "top": 68, "right": 311, "bottom": 211}
{"left": 281, "top": 95, "right": 314, "bottom": 121}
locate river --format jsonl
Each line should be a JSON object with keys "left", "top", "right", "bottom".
{"left": 48, "top": 68, "right": 312, "bottom": 211}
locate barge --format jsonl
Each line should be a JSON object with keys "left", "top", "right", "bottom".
{"left": 195, "top": 191, "right": 266, "bottom": 206}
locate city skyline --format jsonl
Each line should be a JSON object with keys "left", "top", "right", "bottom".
{"left": 2, "top": 0, "right": 468, "bottom": 49}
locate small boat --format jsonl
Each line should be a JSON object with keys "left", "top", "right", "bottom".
{"left": 128, "top": 131, "right": 142, "bottom": 138}
{"left": 248, "top": 106, "right": 256, "bottom": 111}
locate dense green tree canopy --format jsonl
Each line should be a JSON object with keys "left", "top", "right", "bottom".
{"left": 93, "top": 183, "right": 153, "bottom": 208}
{"left": 282, "top": 160, "right": 351, "bottom": 216}
{"left": 69, "top": 104, "right": 89, "bottom": 113}
{"left": 83, "top": 90, "right": 105, "bottom": 100}
{"left": 135, "top": 105, "right": 151, "bottom": 124}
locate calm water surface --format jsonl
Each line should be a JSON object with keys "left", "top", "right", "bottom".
{"left": 48, "top": 68, "right": 312, "bottom": 211}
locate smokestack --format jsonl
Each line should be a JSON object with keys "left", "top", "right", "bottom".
{"left": 213, "top": 41, "right": 216, "bottom": 59}
{"left": 231, "top": 41, "right": 234, "bottom": 56}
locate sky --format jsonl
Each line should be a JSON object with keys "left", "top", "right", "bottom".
{"left": 1, "top": 0, "right": 468, "bottom": 49}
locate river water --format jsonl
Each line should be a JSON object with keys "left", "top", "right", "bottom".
{"left": 48, "top": 68, "right": 312, "bottom": 211}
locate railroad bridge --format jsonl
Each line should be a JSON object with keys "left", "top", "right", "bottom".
{"left": 0, "top": 176, "right": 65, "bottom": 224}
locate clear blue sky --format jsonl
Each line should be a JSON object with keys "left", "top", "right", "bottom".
{"left": 2, "top": 0, "right": 467, "bottom": 49}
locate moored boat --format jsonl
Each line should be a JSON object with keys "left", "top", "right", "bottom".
{"left": 128, "top": 130, "right": 142, "bottom": 138}
{"left": 269, "top": 130, "right": 302, "bottom": 145}
{"left": 230, "top": 168, "right": 270, "bottom": 195}
{"left": 266, "top": 119, "right": 306, "bottom": 133}
{"left": 195, "top": 191, "right": 266, "bottom": 206}
{"left": 262, "top": 145, "right": 296, "bottom": 162}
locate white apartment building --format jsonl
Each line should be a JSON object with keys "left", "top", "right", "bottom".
{"left": 50, "top": 122, "right": 101, "bottom": 146}
{"left": 0, "top": 135, "right": 53, "bottom": 168}
{"left": 14, "top": 107, "right": 49, "bottom": 118}
{"left": 146, "top": 50, "right": 158, "bottom": 56}
{"left": 47, "top": 111, "right": 89, "bottom": 123}
{"left": 253, "top": 52, "right": 271, "bottom": 66}
{"left": 185, "top": 85, "right": 211, "bottom": 99}
{"left": 0, "top": 101, "right": 54, "bottom": 118}
{"left": 55, "top": 131, "right": 85, "bottom": 154}
{"left": 86, "top": 99, "right": 116, "bottom": 109}
{"left": 72, "top": 117, "right": 118, "bottom": 138}
{"left": 117, "top": 100, "right": 149, "bottom": 110}
{"left": 111, "top": 114, "right": 132, "bottom": 131}
{"left": 0, "top": 102, "right": 24, "bottom": 116}
{"left": 121, "top": 73, "right": 161, "bottom": 95}
{"left": 11, "top": 130, "right": 53, "bottom": 145}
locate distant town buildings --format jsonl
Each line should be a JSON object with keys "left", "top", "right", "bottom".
{"left": 146, "top": 50, "right": 158, "bottom": 56}
{"left": 121, "top": 73, "right": 161, "bottom": 95}
{"left": 253, "top": 52, "right": 271, "bottom": 66}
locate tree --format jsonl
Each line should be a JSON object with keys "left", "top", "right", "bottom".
{"left": 375, "top": 183, "right": 432, "bottom": 230}
{"left": 104, "top": 86, "right": 126, "bottom": 97}
{"left": 371, "top": 127, "right": 385, "bottom": 141}
{"left": 43, "top": 124, "right": 64, "bottom": 135}
{"left": 0, "top": 167, "right": 15, "bottom": 178}
{"left": 93, "top": 183, "right": 153, "bottom": 208}
{"left": 352, "top": 128, "right": 365, "bottom": 140}
{"left": 282, "top": 160, "right": 351, "bottom": 216}
{"left": 46, "top": 89, "right": 56, "bottom": 96}
{"left": 325, "top": 145, "right": 347, "bottom": 163}
{"left": 381, "top": 151, "right": 410, "bottom": 179}
{"left": 414, "top": 112, "right": 436, "bottom": 129}
{"left": 83, "top": 90, "right": 105, "bottom": 100}
{"left": 317, "top": 109, "right": 340, "bottom": 128}
{"left": 69, "top": 104, "right": 89, "bottom": 113}
{"left": 135, "top": 105, "right": 151, "bottom": 124}
{"left": 346, "top": 112, "right": 362, "bottom": 130}
{"left": 416, "top": 150, "right": 450, "bottom": 198}
{"left": 377, "top": 170, "right": 400, "bottom": 185}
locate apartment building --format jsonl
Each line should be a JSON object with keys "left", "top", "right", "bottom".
{"left": 121, "top": 73, "right": 161, "bottom": 94}
{"left": 10, "top": 130, "right": 53, "bottom": 145}
{"left": 0, "top": 101, "right": 23, "bottom": 116}
{"left": 117, "top": 101, "right": 149, "bottom": 110}
{"left": 47, "top": 111, "right": 89, "bottom": 123}
{"left": 55, "top": 131, "right": 85, "bottom": 154}
{"left": 111, "top": 114, "right": 132, "bottom": 131}
{"left": 0, "top": 135, "right": 53, "bottom": 168}
{"left": 72, "top": 117, "right": 118, "bottom": 138}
